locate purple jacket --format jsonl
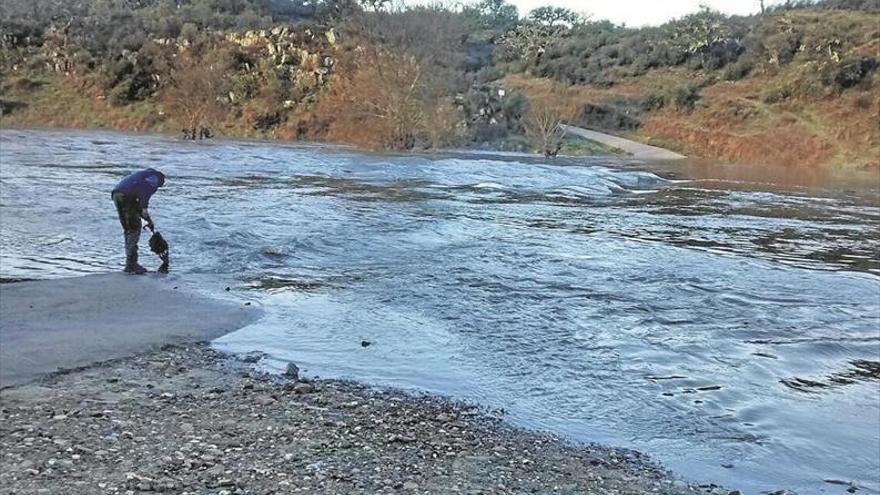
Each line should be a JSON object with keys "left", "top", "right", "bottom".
{"left": 112, "top": 168, "right": 165, "bottom": 208}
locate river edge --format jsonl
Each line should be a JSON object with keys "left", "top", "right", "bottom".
{"left": 0, "top": 341, "right": 740, "bottom": 495}
{"left": 0, "top": 123, "right": 679, "bottom": 163}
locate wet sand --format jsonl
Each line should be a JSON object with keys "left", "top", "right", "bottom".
{"left": 0, "top": 274, "right": 259, "bottom": 387}
{"left": 0, "top": 275, "right": 731, "bottom": 494}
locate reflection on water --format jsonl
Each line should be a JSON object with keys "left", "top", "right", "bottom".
{"left": 650, "top": 157, "right": 880, "bottom": 191}
{"left": 1, "top": 129, "right": 879, "bottom": 495}
{"left": 780, "top": 360, "right": 880, "bottom": 393}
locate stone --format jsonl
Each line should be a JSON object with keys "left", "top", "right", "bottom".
{"left": 284, "top": 362, "right": 299, "bottom": 380}
{"left": 436, "top": 413, "right": 454, "bottom": 423}
{"left": 293, "top": 382, "right": 314, "bottom": 394}
{"left": 240, "top": 353, "right": 262, "bottom": 364}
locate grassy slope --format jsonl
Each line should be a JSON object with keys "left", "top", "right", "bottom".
{"left": 506, "top": 10, "right": 880, "bottom": 169}
{"left": 0, "top": 73, "right": 312, "bottom": 140}
{"left": 506, "top": 68, "right": 878, "bottom": 169}
{"left": 2, "top": 11, "right": 878, "bottom": 167}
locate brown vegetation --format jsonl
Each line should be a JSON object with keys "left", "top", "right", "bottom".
{"left": 318, "top": 49, "right": 425, "bottom": 150}
{"left": 1, "top": 0, "right": 877, "bottom": 169}
{"left": 523, "top": 88, "right": 577, "bottom": 156}
{"left": 164, "top": 45, "right": 229, "bottom": 139}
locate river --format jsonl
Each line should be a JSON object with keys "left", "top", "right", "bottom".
{"left": 1, "top": 129, "right": 878, "bottom": 494}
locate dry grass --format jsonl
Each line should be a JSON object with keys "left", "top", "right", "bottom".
{"left": 503, "top": 68, "right": 879, "bottom": 170}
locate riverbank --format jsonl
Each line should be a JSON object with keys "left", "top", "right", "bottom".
{"left": 0, "top": 276, "right": 730, "bottom": 494}
{"left": 0, "top": 274, "right": 259, "bottom": 387}
{"left": 0, "top": 342, "right": 729, "bottom": 495}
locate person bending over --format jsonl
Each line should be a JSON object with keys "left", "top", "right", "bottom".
{"left": 111, "top": 168, "right": 165, "bottom": 274}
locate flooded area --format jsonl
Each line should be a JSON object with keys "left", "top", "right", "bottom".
{"left": 1, "top": 129, "right": 878, "bottom": 494}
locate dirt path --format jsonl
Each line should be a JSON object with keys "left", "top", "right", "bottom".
{"left": 562, "top": 125, "right": 687, "bottom": 161}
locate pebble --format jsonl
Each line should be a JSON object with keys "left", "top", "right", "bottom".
{"left": 292, "top": 382, "right": 314, "bottom": 394}
{"left": 0, "top": 343, "right": 740, "bottom": 495}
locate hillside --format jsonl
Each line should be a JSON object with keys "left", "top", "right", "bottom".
{"left": 0, "top": 0, "right": 877, "bottom": 169}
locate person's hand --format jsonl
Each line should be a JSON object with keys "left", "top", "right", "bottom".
{"left": 143, "top": 222, "right": 155, "bottom": 232}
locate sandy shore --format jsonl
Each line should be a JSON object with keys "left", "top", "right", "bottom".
{"left": 0, "top": 274, "right": 259, "bottom": 387}
{"left": 0, "top": 275, "right": 734, "bottom": 494}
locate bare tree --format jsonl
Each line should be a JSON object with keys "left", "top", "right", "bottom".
{"left": 524, "top": 89, "right": 577, "bottom": 157}
{"left": 164, "top": 44, "right": 228, "bottom": 139}
{"left": 320, "top": 5, "right": 467, "bottom": 150}
{"left": 319, "top": 48, "right": 426, "bottom": 149}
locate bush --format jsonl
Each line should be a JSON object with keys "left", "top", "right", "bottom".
{"left": 576, "top": 100, "right": 642, "bottom": 131}
{"left": 0, "top": 99, "right": 27, "bottom": 115}
{"left": 475, "top": 65, "right": 503, "bottom": 84}
{"left": 673, "top": 84, "right": 701, "bottom": 110}
{"left": 640, "top": 85, "right": 702, "bottom": 112}
{"left": 472, "top": 122, "right": 510, "bottom": 143}
{"left": 723, "top": 57, "right": 755, "bottom": 80}
{"left": 103, "top": 58, "right": 135, "bottom": 89}
{"left": 763, "top": 86, "right": 792, "bottom": 103}
{"left": 253, "top": 111, "right": 283, "bottom": 130}
{"left": 764, "top": 32, "right": 802, "bottom": 66}
{"left": 641, "top": 92, "right": 667, "bottom": 111}
{"left": 501, "top": 92, "right": 528, "bottom": 124}
{"left": 833, "top": 56, "right": 878, "bottom": 91}
{"left": 695, "top": 39, "right": 745, "bottom": 71}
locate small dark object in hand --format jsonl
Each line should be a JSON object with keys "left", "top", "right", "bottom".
{"left": 148, "top": 231, "right": 170, "bottom": 273}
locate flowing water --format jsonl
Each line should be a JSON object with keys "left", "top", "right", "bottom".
{"left": 1, "top": 129, "right": 878, "bottom": 494}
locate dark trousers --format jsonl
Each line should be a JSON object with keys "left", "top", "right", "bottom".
{"left": 112, "top": 192, "right": 142, "bottom": 263}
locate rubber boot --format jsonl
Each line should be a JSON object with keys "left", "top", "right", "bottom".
{"left": 124, "top": 256, "right": 147, "bottom": 275}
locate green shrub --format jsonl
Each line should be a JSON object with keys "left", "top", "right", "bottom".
{"left": 641, "top": 92, "right": 667, "bottom": 111}
{"left": 673, "top": 84, "right": 701, "bottom": 110}
{"left": 723, "top": 58, "right": 755, "bottom": 80}
{"left": 833, "top": 56, "right": 878, "bottom": 91}
{"left": 501, "top": 92, "right": 528, "bottom": 122}
{"left": 763, "top": 86, "right": 792, "bottom": 103}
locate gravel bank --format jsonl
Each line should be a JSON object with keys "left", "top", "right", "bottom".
{"left": 0, "top": 343, "right": 737, "bottom": 495}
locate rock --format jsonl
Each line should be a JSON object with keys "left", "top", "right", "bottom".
{"left": 403, "top": 481, "right": 418, "bottom": 490}
{"left": 284, "top": 362, "right": 299, "bottom": 380}
{"left": 672, "top": 480, "right": 688, "bottom": 491}
{"left": 436, "top": 413, "right": 454, "bottom": 423}
{"left": 360, "top": 340, "right": 372, "bottom": 348}
{"left": 293, "top": 382, "right": 314, "bottom": 394}
{"left": 256, "top": 396, "right": 275, "bottom": 406}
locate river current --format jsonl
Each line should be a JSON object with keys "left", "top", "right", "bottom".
{"left": 1, "top": 129, "right": 878, "bottom": 494}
